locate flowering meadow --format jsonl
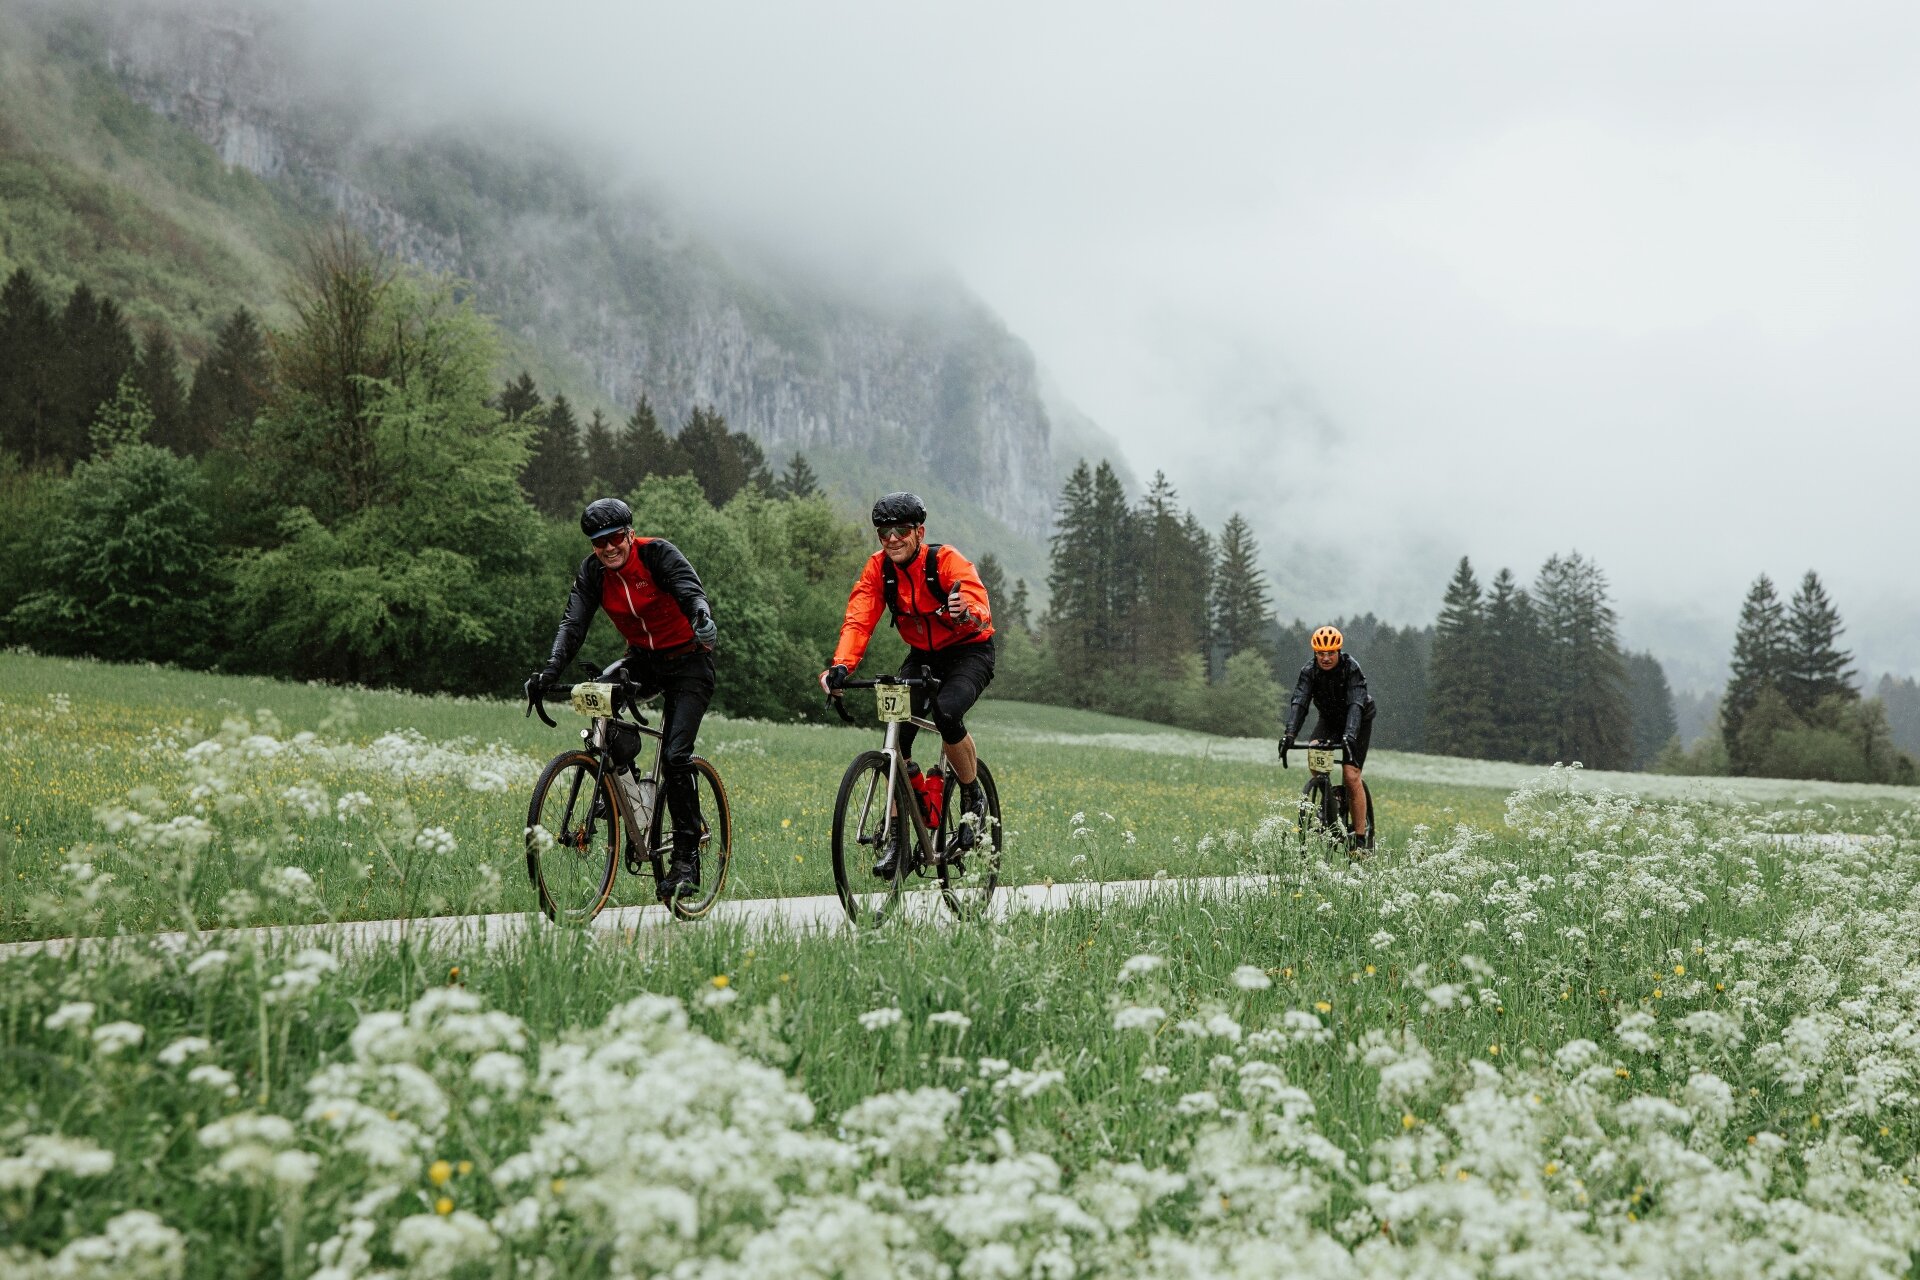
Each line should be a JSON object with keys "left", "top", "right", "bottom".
{"left": 5, "top": 652, "right": 1920, "bottom": 1276}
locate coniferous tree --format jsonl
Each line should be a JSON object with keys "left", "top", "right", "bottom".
{"left": 1482, "top": 568, "right": 1549, "bottom": 762}
{"left": 977, "top": 553, "right": 1008, "bottom": 609}
{"left": 777, "top": 453, "right": 822, "bottom": 499}
{"left": 1427, "top": 557, "right": 1494, "bottom": 755}
{"left": 1085, "top": 461, "right": 1139, "bottom": 683}
{"left": 56, "top": 284, "right": 138, "bottom": 463}
{"left": 494, "top": 371, "right": 543, "bottom": 424}
{"left": 623, "top": 394, "right": 687, "bottom": 488}
{"left": 1721, "top": 574, "right": 1789, "bottom": 773}
{"left": 1005, "top": 579, "right": 1033, "bottom": 633}
{"left": 581, "top": 408, "right": 619, "bottom": 494}
{"left": 1133, "top": 473, "right": 1210, "bottom": 672}
{"left": 677, "top": 405, "right": 770, "bottom": 506}
{"left": 1534, "top": 551, "right": 1633, "bottom": 770}
{"left": 1212, "top": 513, "right": 1273, "bottom": 663}
{"left": 0, "top": 267, "right": 61, "bottom": 464}
{"left": 1783, "top": 570, "right": 1855, "bottom": 718}
{"left": 1045, "top": 461, "right": 1100, "bottom": 684}
{"left": 185, "top": 308, "right": 269, "bottom": 453}
{"left": 133, "top": 330, "right": 189, "bottom": 454}
{"left": 520, "top": 393, "right": 585, "bottom": 518}
{"left": 1624, "top": 650, "right": 1679, "bottom": 771}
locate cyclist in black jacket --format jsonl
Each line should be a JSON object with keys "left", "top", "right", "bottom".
{"left": 1281, "top": 625, "right": 1376, "bottom": 844}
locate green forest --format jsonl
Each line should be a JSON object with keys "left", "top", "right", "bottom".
{"left": 1, "top": 232, "right": 1914, "bottom": 781}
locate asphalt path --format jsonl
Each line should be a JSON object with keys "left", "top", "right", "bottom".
{"left": 0, "top": 873, "right": 1280, "bottom": 960}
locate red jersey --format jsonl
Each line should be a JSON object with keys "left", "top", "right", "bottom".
{"left": 834, "top": 543, "right": 993, "bottom": 669}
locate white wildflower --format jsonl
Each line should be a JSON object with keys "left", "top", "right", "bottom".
{"left": 414, "top": 826, "right": 458, "bottom": 857}
{"left": 1230, "top": 965, "right": 1272, "bottom": 991}
{"left": 45, "top": 1001, "right": 96, "bottom": 1032}
{"left": 1118, "top": 954, "right": 1165, "bottom": 982}
{"left": 186, "top": 949, "right": 232, "bottom": 977}
{"left": 91, "top": 1021, "right": 146, "bottom": 1056}
{"left": 158, "top": 1036, "right": 213, "bottom": 1066}
{"left": 927, "top": 1010, "right": 973, "bottom": 1033}
{"left": 187, "top": 1064, "right": 240, "bottom": 1096}
{"left": 1112, "top": 1006, "right": 1165, "bottom": 1032}
{"left": 336, "top": 791, "right": 374, "bottom": 821}
{"left": 1175, "top": 1091, "right": 1220, "bottom": 1116}
{"left": 1139, "top": 1064, "right": 1172, "bottom": 1083}
{"left": 858, "top": 1006, "right": 903, "bottom": 1032}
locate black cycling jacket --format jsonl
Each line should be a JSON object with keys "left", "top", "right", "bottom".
{"left": 541, "top": 540, "right": 708, "bottom": 682}
{"left": 1285, "top": 653, "right": 1376, "bottom": 741}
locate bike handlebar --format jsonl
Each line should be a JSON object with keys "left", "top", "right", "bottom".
{"left": 823, "top": 669, "right": 942, "bottom": 724}
{"left": 524, "top": 665, "right": 657, "bottom": 730}
{"left": 1280, "top": 739, "right": 1348, "bottom": 770}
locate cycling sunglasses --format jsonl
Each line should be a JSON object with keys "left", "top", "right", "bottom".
{"left": 875, "top": 524, "right": 917, "bottom": 542}
{"left": 589, "top": 528, "right": 631, "bottom": 550}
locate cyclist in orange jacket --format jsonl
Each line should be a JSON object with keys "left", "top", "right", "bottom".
{"left": 820, "top": 492, "right": 995, "bottom": 876}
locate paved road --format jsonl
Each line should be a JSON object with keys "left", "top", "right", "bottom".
{"left": 1, "top": 874, "right": 1279, "bottom": 960}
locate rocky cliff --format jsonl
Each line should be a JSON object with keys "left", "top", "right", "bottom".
{"left": 88, "top": 0, "right": 1066, "bottom": 539}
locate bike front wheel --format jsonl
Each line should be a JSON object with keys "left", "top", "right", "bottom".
{"left": 1295, "top": 774, "right": 1333, "bottom": 848}
{"left": 937, "top": 760, "right": 1001, "bottom": 920}
{"left": 831, "top": 751, "right": 911, "bottom": 926}
{"left": 526, "top": 751, "right": 621, "bottom": 923}
{"left": 652, "top": 757, "right": 733, "bottom": 921}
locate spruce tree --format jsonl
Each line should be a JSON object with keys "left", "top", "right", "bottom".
{"left": 1045, "top": 461, "right": 1098, "bottom": 685}
{"left": 495, "top": 371, "right": 543, "bottom": 424}
{"left": 778, "top": 453, "right": 822, "bottom": 499}
{"left": 1624, "top": 650, "right": 1679, "bottom": 771}
{"left": 1534, "top": 552, "right": 1633, "bottom": 770}
{"left": 581, "top": 408, "right": 619, "bottom": 493}
{"left": 1784, "top": 570, "right": 1855, "bottom": 718}
{"left": 1006, "top": 579, "right": 1033, "bottom": 633}
{"left": 1427, "top": 557, "right": 1494, "bottom": 755}
{"left": 133, "top": 330, "right": 189, "bottom": 454}
{"left": 1721, "top": 575, "right": 1789, "bottom": 772}
{"left": 1482, "top": 568, "right": 1549, "bottom": 762}
{"left": 185, "top": 308, "right": 269, "bottom": 453}
{"left": 1133, "top": 473, "right": 1209, "bottom": 671}
{"left": 1212, "top": 513, "right": 1274, "bottom": 663}
{"left": 1086, "top": 461, "right": 1139, "bottom": 683}
{"left": 55, "top": 284, "right": 138, "bottom": 463}
{"left": 679, "top": 405, "right": 760, "bottom": 506}
{"left": 623, "top": 394, "right": 687, "bottom": 487}
{"left": 977, "top": 553, "right": 1008, "bottom": 608}
{"left": 0, "top": 268, "right": 61, "bottom": 464}
{"left": 520, "top": 393, "right": 586, "bottom": 518}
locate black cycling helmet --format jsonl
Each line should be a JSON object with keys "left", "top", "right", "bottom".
{"left": 581, "top": 497, "right": 633, "bottom": 540}
{"left": 871, "top": 491, "right": 927, "bottom": 527}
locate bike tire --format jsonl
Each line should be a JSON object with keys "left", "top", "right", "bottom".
{"left": 526, "top": 750, "right": 620, "bottom": 924}
{"left": 653, "top": 757, "right": 733, "bottom": 921}
{"left": 936, "top": 759, "right": 1001, "bottom": 921}
{"left": 1295, "top": 774, "right": 1331, "bottom": 847}
{"left": 831, "top": 751, "right": 910, "bottom": 926}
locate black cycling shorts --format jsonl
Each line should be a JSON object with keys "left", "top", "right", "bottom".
{"left": 897, "top": 637, "right": 996, "bottom": 753}
{"left": 1309, "top": 710, "right": 1372, "bottom": 769}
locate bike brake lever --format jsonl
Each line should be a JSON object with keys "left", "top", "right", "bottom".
{"left": 531, "top": 695, "right": 557, "bottom": 729}
{"left": 827, "top": 695, "right": 855, "bottom": 725}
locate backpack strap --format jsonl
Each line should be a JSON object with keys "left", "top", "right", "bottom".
{"left": 881, "top": 544, "right": 946, "bottom": 621}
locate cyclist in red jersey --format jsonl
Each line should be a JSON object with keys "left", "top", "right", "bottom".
{"left": 820, "top": 492, "right": 995, "bottom": 876}
{"left": 527, "top": 498, "right": 718, "bottom": 902}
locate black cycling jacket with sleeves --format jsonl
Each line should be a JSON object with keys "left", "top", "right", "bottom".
{"left": 540, "top": 539, "right": 708, "bottom": 682}
{"left": 1284, "top": 653, "right": 1377, "bottom": 741}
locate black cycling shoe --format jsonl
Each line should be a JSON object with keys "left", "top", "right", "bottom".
{"left": 951, "top": 784, "right": 987, "bottom": 852}
{"left": 657, "top": 853, "right": 700, "bottom": 901}
{"left": 871, "top": 831, "right": 904, "bottom": 879}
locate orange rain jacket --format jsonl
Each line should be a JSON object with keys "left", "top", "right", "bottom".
{"left": 833, "top": 543, "right": 994, "bottom": 669}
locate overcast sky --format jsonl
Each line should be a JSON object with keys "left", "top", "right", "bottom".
{"left": 295, "top": 0, "right": 1920, "bottom": 687}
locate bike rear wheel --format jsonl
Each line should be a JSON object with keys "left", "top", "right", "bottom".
{"left": 936, "top": 759, "right": 1001, "bottom": 920}
{"left": 831, "top": 751, "right": 911, "bottom": 926}
{"left": 526, "top": 750, "right": 621, "bottom": 923}
{"left": 652, "top": 757, "right": 733, "bottom": 921}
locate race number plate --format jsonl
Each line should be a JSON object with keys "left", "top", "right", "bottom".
{"left": 874, "top": 683, "right": 913, "bottom": 723}
{"left": 1306, "top": 748, "right": 1335, "bottom": 774}
{"left": 570, "top": 683, "right": 617, "bottom": 718}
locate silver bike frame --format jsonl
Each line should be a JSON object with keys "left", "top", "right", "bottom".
{"left": 867, "top": 705, "right": 943, "bottom": 856}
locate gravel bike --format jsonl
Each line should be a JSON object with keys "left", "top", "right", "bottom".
{"left": 827, "top": 671, "right": 1002, "bottom": 926}
{"left": 1282, "top": 739, "right": 1376, "bottom": 854}
{"left": 524, "top": 662, "right": 731, "bottom": 923}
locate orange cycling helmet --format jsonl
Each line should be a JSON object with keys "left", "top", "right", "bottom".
{"left": 1311, "top": 625, "right": 1344, "bottom": 653}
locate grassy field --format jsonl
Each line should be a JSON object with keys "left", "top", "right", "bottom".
{"left": 0, "top": 652, "right": 1524, "bottom": 942}
{"left": 6, "top": 652, "right": 1920, "bottom": 1276}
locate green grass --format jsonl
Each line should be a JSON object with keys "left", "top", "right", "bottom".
{"left": 3, "top": 760, "right": 1918, "bottom": 1275}
{"left": 0, "top": 651, "right": 1516, "bottom": 943}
